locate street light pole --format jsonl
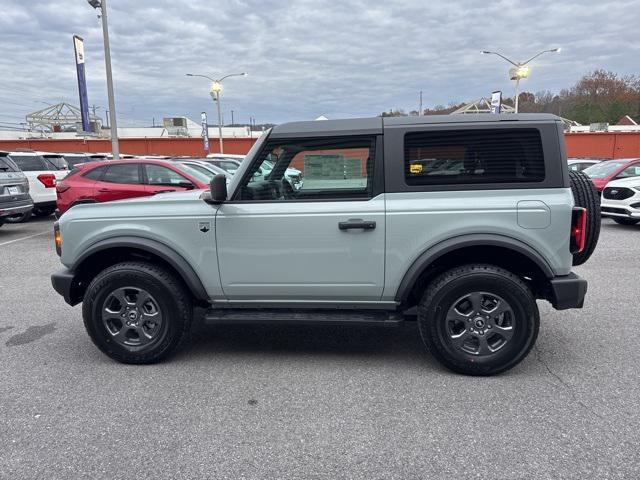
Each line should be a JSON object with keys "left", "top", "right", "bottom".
{"left": 88, "top": 0, "right": 119, "bottom": 159}
{"left": 481, "top": 48, "right": 560, "bottom": 113}
{"left": 212, "top": 85, "right": 224, "bottom": 153}
{"left": 185, "top": 72, "right": 247, "bottom": 154}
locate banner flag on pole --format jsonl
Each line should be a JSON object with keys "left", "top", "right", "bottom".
{"left": 490, "top": 91, "right": 502, "bottom": 114}
{"left": 73, "top": 35, "right": 91, "bottom": 132}
{"left": 201, "top": 112, "right": 210, "bottom": 152}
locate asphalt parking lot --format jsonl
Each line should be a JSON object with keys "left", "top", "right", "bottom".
{"left": 0, "top": 216, "right": 639, "bottom": 479}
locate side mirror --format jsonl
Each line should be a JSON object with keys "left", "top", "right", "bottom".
{"left": 210, "top": 173, "right": 227, "bottom": 203}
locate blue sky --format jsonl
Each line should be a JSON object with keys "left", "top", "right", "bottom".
{"left": 0, "top": 0, "right": 639, "bottom": 127}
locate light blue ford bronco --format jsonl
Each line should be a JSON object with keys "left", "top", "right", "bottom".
{"left": 51, "top": 114, "right": 599, "bottom": 375}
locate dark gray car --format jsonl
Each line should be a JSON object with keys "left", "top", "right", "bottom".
{"left": 0, "top": 153, "right": 33, "bottom": 227}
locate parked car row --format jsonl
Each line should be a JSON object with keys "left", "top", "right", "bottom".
{"left": 54, "top": 152, "right": 306, "bottom": 217}
{"left": 582, "top": 158, "right": 640, "bottom": 226}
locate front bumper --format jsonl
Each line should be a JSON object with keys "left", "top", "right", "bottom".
{"left": 548, "top": 273, "right": 588, "bottom": 310}
{"left": 601, "top": 203, "right": 640, "bottom": 219}
{"left": 51, "top": 268, "right": 81, "bottom": 306}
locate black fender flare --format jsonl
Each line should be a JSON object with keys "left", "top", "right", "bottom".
{"left": 394, "top": 234, "right": 555, "bottom": 304}
{"left": 73, "top": 236, "right": 209, "bottom": 301}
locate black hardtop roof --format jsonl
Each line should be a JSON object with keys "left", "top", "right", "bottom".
{"left": 271, "top": 113, "right": 562, "bottom": 137}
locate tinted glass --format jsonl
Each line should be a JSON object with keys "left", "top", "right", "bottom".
{"left": 404, "top": 128, "right": 545, "bottom": 185}
{"left": 237, "top": 137, "right": 375, "bottom": 201}
{"left": 83, "top": 166, "right": 107, "bottom": 180}
{"left": 9, "top": 154, "right": 51, "bottom": 171}
{"left": 63, "top": 155, "right": 91, "bottom": 167}
{"left": 43, "top": 155, "right": 68, "bottom": 170}
{"left": 0, "top": 157, "right": 18, "bottom": 172}
{"left": 145, "top": 164, "right": 188, "bottom": 185}
{"left": 102, "top": 164, "right": 140, "bottom": 184}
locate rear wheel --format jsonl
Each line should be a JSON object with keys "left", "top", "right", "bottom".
{"left": 569, "top": 170, "right": 600, "bottom": 266}
{"left": 33, "top": 206, "right": 56, "bottom": 217}
{"left": 418, "top": 264, "right": 539, "bottom": 376}
{"left": 613, "top": 218, "right": 639, "bottom": 226}
{"left": 82, "top": 261, "right": 192, "bottom": 364}
{"left": 6, "top": 211, "right": 31, "bottom": 223}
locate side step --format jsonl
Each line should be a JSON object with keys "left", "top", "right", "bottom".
{"left": 203, "top": 308, "right": 404, "bottom": 327}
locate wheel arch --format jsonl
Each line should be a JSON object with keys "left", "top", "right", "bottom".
{"left": 69, "top": 236, "right": 209, "bottom": 305}
{"left": 395, "top": 234, "right": 555, "bottom": 307}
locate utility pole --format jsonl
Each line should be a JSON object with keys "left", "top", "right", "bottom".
{"left": 231, "top": 109, "right": 234, "bottom": 126}
{"left": 419, "top": 91, "right": 423, "bottom": 116}
{"left": 87, "top": 0, "right": 120, "bottom": 158}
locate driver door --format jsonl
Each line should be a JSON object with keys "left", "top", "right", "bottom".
{"left": 215, "top": 135, "right": 385, "bottom": 302}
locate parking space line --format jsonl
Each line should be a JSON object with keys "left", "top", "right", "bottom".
{"left": 0, "top": 231, "right": 50, "bottom": 247}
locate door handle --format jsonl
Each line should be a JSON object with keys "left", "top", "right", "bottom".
{"left": 338, "top": 219, "right": 376, "bottom": 230}
{"left": 152, "top": 189, "right": 176, "bottom": 194}
{"left": 98, "top": 188, "right": 110, "bottom": 192}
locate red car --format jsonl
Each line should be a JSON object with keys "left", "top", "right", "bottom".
{"left": 56, "top": 159, "right": 211, "bottom": 215}
{"left": 583, "top": 158, "right": 640, "bottom": 192}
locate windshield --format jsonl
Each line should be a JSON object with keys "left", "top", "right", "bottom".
{"left": 9, "top": 154, "right": 52, "bottom": 171}
{"left": 174, "top": 163, "right": 212, "bottom": 184}
{"left": 584, "top": 161, "right": 627, "bottom": 179}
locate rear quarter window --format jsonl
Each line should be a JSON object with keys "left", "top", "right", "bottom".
{"left": 404, "top": 128, "right": 545, "bottom": 185}
{"left": 9, "top": 154, "right": 51, "bottom": 171}
{"left": 82, "top": 166, "right": 107, "bottom": 180}
{"left": 0, "top": 157, "right": 19, "bottom": 172}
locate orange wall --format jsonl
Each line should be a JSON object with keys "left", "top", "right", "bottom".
{"left": 564, "top": 132, "right": 640, "bottom": 159}
{"left": 0, "top": 137, "right": 257, "bottom": 157}
{"left": 2, "top": 132, "right": 640, "bottom": 160}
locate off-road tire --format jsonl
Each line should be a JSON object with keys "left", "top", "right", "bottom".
{"left": 33, "top": 206, "right": 56, "bottom": 217}
{"left": 82, "top": 261, "right": 192, "bottom": 364}
{"left": 5, "top": 211, "right": 31, "bottom": 223}
{"left": 613, "top": 218, "right": 639, "bottom": 226}
{"left": 569, "top": 170, "right": 600, "bottom": 266}
{"left": 418, "top": 264, "right": 539, "bottom": 376}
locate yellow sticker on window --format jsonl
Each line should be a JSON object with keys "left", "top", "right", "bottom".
{"left": 410, "top": 164, "right": 423, "bottom": 174}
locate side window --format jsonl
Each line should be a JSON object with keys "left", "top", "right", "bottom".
{"left": 83, "top": 166, "right": 107, "bottom": 180}
{"left": 145, "top": 164, "right": 188, "bottom": 185}
{"left": 9, "top": 155, "right": 50, "bottom": 171}
{"left": 615, "top": 165, "right": 640, "bottom": 179}
{"left": 404, "top": 128, "right": 545, "bottom": 185}
{"left": 237, "top": 137, "right": 375, "bottom": 201}
{"left": 102, "top": 164, "right": 141, "bottom": 184}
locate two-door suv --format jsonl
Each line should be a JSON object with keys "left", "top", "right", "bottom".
{"left": 51, "top": 114, "right": 599, "bottom": 375}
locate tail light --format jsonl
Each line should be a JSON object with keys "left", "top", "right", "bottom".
{"left": 570, "top": 207, "right": 587, "bottom": 253}
{"left": 56, "top": 183, "right": 71, "bottom": 193}
{"left": 37, "top": 174, "right": 57, "bottom": 188}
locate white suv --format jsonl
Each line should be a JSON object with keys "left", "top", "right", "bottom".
{"left": 601, "top": 176, "right": 640, "bottom": 225}
{"left": 6, "top": 151, "right": 68, "bottom": 219}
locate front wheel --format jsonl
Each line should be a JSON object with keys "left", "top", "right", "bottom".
{"left": 418, "top": 264, "right": 539, "bottom": 376}
{"left": 613, "top": 218, "right": 639, "bottom": 226}
{"left": 82, "top": 261, "right": 192, "bottom": 364}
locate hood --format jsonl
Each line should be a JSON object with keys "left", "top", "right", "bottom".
{"left": 604, "top": 176, "right": 640, "bottom": 188}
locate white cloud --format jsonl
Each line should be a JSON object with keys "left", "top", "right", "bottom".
{"left": 0, "top": 0, "right": 638, "bottom": 126}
